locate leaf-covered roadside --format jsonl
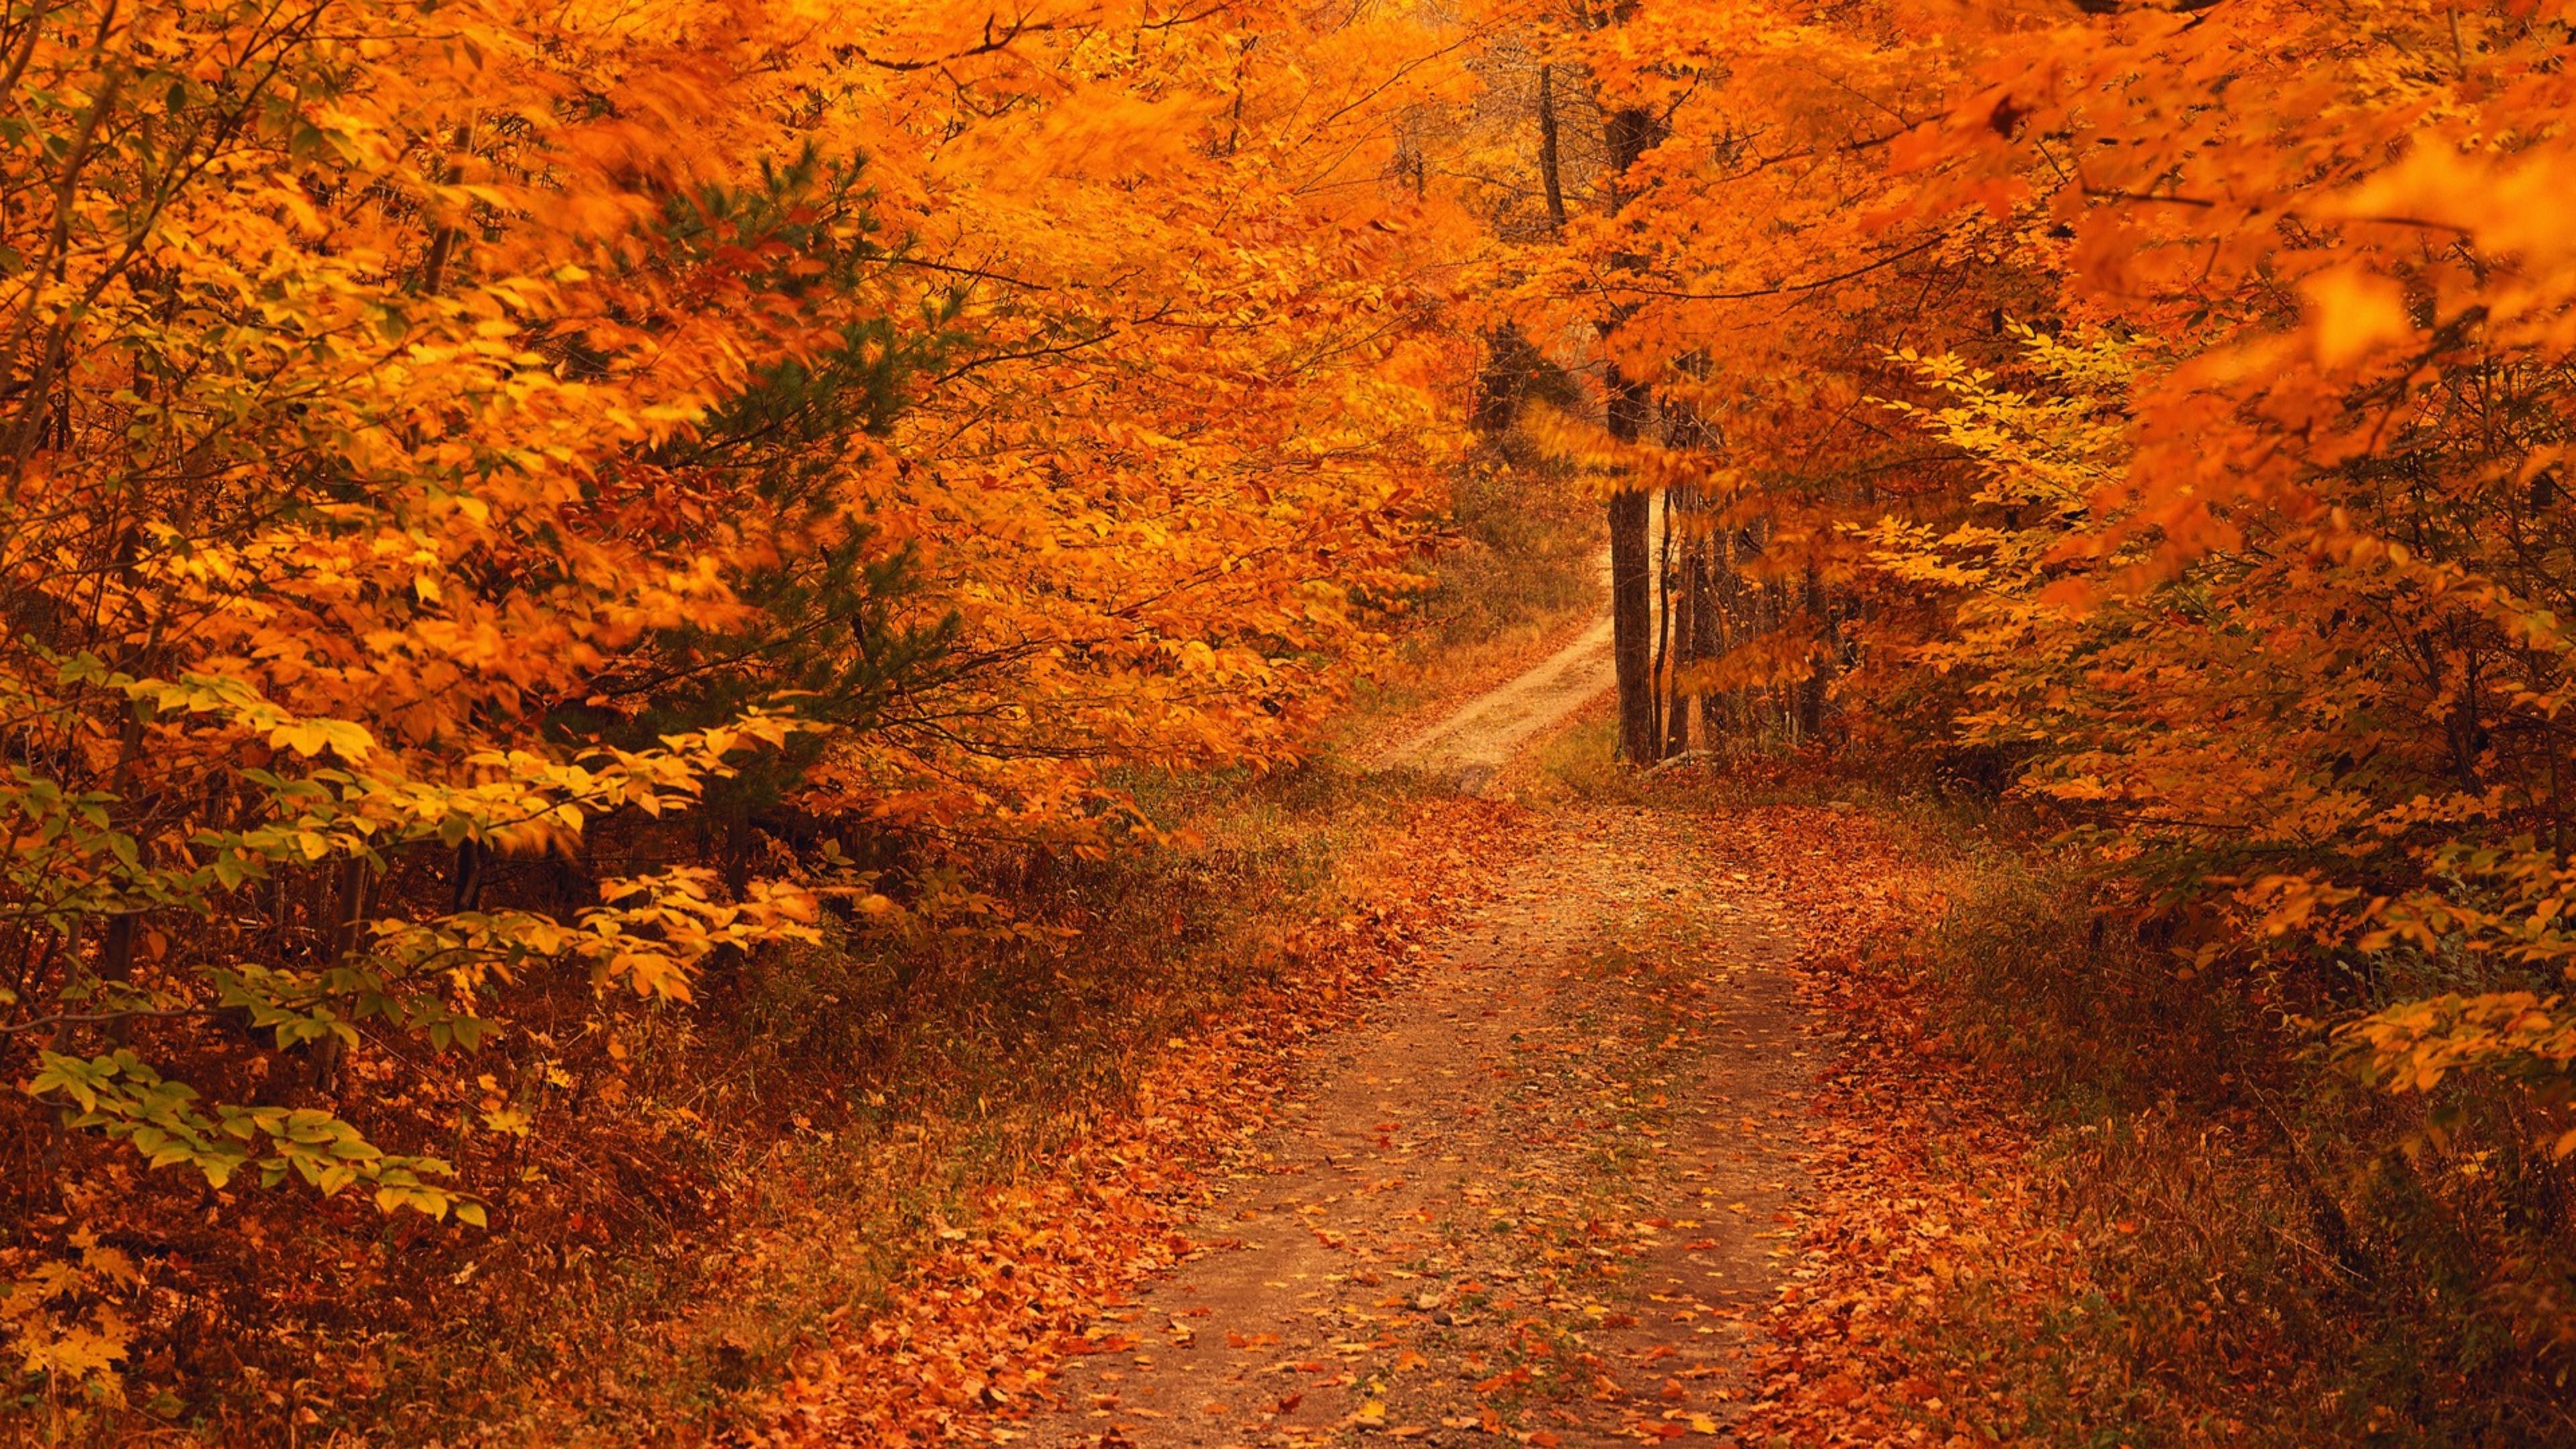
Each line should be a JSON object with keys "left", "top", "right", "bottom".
{"left": 761, "top": 797, "right": 1524, "bottom": 1444}
{"left": 1701, "top": 802, "right": 2062, "bottom": 1447}
{"left": 1713, "top": 789, "right": 2576, "bottom": 1447}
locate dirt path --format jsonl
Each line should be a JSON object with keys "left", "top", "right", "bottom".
{"left": 1008, "top": 622, "right": 1810, "bottom": 1448}
{"left": 1371, "top": 622, "right": 1613, "bottom": 794}
{"left": 1013, "top": 811, "right": 1803, "bottom": 1448}
{"left": 1377, "top": 506, "right": 1658, "bottom": 795}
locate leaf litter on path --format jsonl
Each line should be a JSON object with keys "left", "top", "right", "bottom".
{"left": 756, "top": 789, "right": 2051, "bottom": 1449}
{"left": 757, "top": 799, "right": 1523, "bottom": 1446}
{"left": 991, "top": 808, "right": 1810, "bottom": 1449}
{"left": 759, "top": 593, "right": 2005, "bottom": 1449}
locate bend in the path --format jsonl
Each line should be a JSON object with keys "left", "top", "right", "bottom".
{"left": 1373, "top": 621, "right": 1615, "bottom": 794}
{"left": 1377, "top": 498, "right": 1660, "bottom": 794}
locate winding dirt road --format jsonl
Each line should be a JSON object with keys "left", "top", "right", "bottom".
{"left": 1014, "top": 590, "right": 1805, "bottom": 1449}
{"left": 1376, "top": 509, "right": 1658, "bottom": 795}
{"left": 1371, "top": 620, "right": 1615, "bottom": 794}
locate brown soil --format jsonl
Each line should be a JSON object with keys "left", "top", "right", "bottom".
{"left": 1371, "top": 621, "right": 1616, "bottom": 796}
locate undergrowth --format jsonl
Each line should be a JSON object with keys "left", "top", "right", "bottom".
{"left": 1346, "top": 451, "right": 1603, "bottom": 736}
{"left": 1900, "top": 847, "right": 2576, "bottom": 1446}
{"left": 402, "top": 762, "right": 1449, "bottom": 1444}
{"left": 1701, "top": 773, "right": 2576, "bottom": 1447}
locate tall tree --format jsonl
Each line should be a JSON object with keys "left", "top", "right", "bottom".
{"left": 1597, "top": 26, "right": 1666, "bottom": 763}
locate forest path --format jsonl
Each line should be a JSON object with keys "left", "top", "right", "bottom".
{"left": 1376, "top": 500, "right": 1659, "bottom": 794}
{"left": 1015, "top": 801, "right": 1806, "bottom": 1448}
{"left": 1371, "top": 619, "right": 1613, "bottom": 793}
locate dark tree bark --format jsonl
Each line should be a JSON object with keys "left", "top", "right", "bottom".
{"left": 1609, "top": 487, "right": 1656, "bottom": 763}
{"left": 450, "top": 839, "right": 488, "bottom": 912}
{"left": 1798, "top": 563, "right": 1827, "bottom": 741}
{"left": 1665, "top": 492, "right": 1706, "bottom": 758}
{"left": 1692, "top": 526, "right": 1724, "bottom": 738}
{"left": 1607, "top": 368, "right": 1656, "bottom": 763}
{"left": 1601, "top": 100, "right": 1667, "bottom": 763}
{"left": 1537, "top": 64, "right": 1568, "bottom": 235}
{"left": 1652, "top": 490, "right": 1675, "bottom": 753}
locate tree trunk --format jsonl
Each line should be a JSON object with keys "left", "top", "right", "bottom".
{"left": 1666, "top": 494, "right": 1704, "bottom": 757}
{"left": 1609, "top": 486, "right": 1656, "bottom": 763}
{"left": 1601, "top": 100, "right": 1667, "bottom": 765}
{"left": 1691, "top": 527, "right": 1722, "bottom": 742}
{"left": 309, "top": 855, "right": 371, "bottom": 1096}
{"left": 1537, "top": 64, "right": 1568, "bottom": 235}
{"left": 1798, "top": 563, "right": 1827, "bottom": 741}
{"left": 1704, "top": 527, "right": 1746, "bottom": 741}
{"left": 1652, "top": 494, "right": 1676, "bottom": 755}
{"left": 450, "top": 839, "right": 487, "bottom": 912}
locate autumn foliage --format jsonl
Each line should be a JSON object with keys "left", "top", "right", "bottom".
{"left": 10, "top": 0, "right": 2576, "bottom": 1440}
{"left": 1489, "top": 0, "right": 2576, "bottom": 1434}
{"left": 0, "top": 0, "right": 1476, "bottom": 1432}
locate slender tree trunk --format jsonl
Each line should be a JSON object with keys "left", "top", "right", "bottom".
{"left": 97, "top": 710, "right": 144, "bottom": 1042}
{"left": 1690, "top": 528, "right": 1721, "bottom": 744}
{"left": 309, "top": 855, "right": 371, "bottom": 1095}
{"left": 1798, "top": 563, "right": 1827, "bottom": 741}
{"left": 1609, "top": 486, "right": 1656, "bottom": 763}
{"left": 1652, "top": 496, "right": 1675, "bottom": 755}
{"left": 1705, "top": 527, "right": 1743, "bottom": 741}
{"left": 1666, "top": 494, "right": 1703, "bottom": 757}
{"left": 1601, "top": 99, "right": 1666, "bottom": 764}
{"left": 1537, "top": 64, "right": 1568, "bottom": 235}
{"left": 1607, "top": 363, "right": 1657, "bottom": 763}
{"left": 1662, "top": 553, "right": 1689, "bottom": 755}
{"left": 451, "top": 839, "right": 487, "bottom": 912}
{"left": 1766, "top": 576, "right": 1791, "bottom": 739}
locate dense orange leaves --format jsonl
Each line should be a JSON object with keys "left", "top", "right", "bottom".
{"left": 15, "top": 0, "right": 2576, "bottom": 1434}
{"left": 823, "top": 2, "right": 1483, "bottom": 821}
{"left": 0, "top": 0, "right": 1481, "bottom": 1419}
{"left": 1484, "top": 0, "right": 2576, "bottom": 1167}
